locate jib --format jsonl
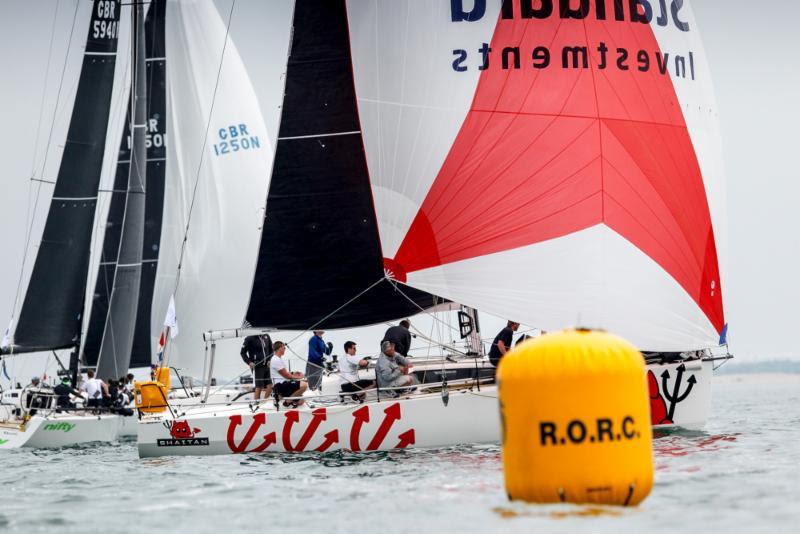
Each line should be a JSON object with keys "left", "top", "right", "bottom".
{"left": 539, "top": 416, "right": 639, "bottom": 446}
{"left": 451, "top": 0, "right": 690, "bottom": 32}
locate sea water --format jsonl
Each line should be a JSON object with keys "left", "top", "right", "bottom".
{"left": 1, "top": 373, "right": 798, "bottom": 533}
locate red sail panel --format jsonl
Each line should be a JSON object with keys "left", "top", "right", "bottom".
{"left": 392, "top": 9, "right": 724, "bottom": 333}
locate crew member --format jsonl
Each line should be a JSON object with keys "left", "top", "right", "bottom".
{"left": 375, "top": 341, "right": 416, "bottom": 392}
{"left": 489, "top": 320, "right": 519, "bottom": 367}
{"left": 271, "top": 341, "right": 307, "bottom": 407}
{"left": 382, "top": 319, "right": 412, "bottom": 357}
{"left": 306, "top": 330, "right": 329, "bottom": 391}
{"left": 81, "top": 369, "right": 108, "bottom": 409}
{"left": 53, "top": 376, "right": 81, "bottom": 409}
{"left": 241, "top": 333, "right": 274, "bottom": 400}
{"left": 339, "top": 341, "right": 374, "bottom": 400}
{"left": 123, "top": 373, "right": 135, "bottom": 395}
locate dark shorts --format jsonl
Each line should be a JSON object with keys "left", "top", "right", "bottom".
{"left": 253, "top": 364, "right": 271, "bottom": 388}
{"left": 87, "top": 398, "right": 102, "bottom": 408}
{"left": 274, "top": 381, "right": 300, "bottom": 398}
{"left": 340, "top": 380, "right": 374, "bottom": 393}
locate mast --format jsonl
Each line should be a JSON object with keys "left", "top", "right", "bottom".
{"left": 95, "top": 1, "right": 147, "bottom": 380}
{"left": 4, "top": 0, "right": 121, "bottom": 355}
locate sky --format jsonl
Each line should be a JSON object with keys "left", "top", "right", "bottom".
{"left": 0, "top": 0, "right": 798, "bottom": 386}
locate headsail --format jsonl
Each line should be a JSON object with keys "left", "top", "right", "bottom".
{"left": 243, "top": 0, "right": 438, "bottom": 331}
{"left": 84, "top": 0, "right": 166, "bottom": 373}
{"left": 152, "top": 0, "right": 280, "bottom": 376}
{"left": 6, "top": 0, "right": 122, "bottom": 354}
{"left": 345, "top": 0, "right": 726, "bottom": 350}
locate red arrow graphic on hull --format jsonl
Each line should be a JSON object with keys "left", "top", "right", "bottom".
{"left": 350, "top": 405, "right": 370, "bottom": 452}
{"left": 314, "top": 430, "right": 339, "bottom": 452}
{"left": 227, "top": 413, "right": 276, "bottom": 453}
{"left": 282, "top": 408, "right": 327, "bottom": 452}
{"left": 395, "top": 429, "right": 415, "bottom": 449}
{"left": 366, "top": 403, "right": 402, "bottom": 451}
{"left": 248, "top": 432, "right": 277, "bottom": 453}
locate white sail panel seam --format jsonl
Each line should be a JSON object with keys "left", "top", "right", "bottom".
{"left": 277, "top": 130, "right": 360, "bottom": 141}
{"left": 117, "top": 157, "right": 166, "bottom": 163}
{"left": 85, "top": 51, "right": 116, "bottom": 57}
{"left": 357, "top": 97, "right": 455, "bottom": 113}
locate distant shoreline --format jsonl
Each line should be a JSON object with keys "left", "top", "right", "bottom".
{"left": 714, "top": 372, "right": 800, "bottom": 384}
{"left": 713, "top": 359, "right": 800, "bottom": 376}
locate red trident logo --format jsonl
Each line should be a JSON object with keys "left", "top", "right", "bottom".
{"left": 350, "top": 403, "right": 415, "bottom": 451}
{"left": 226, "top": 413, "right": 277, "bottom": 453}
{"left": 282, "top": 408, "right": 339, "bottom": 452}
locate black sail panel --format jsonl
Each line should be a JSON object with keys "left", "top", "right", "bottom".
{"left": 11, "top": 1, "right": 121, "bottom": 354}
{"left": 245, "top": 0, "right": 437, "bottom": 330}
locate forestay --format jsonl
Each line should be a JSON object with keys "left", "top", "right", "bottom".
{"left": 346, "top": 0, "right": 726, "bottom": 351}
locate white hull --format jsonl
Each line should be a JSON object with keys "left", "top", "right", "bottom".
{"left": 117, "top": 414, "right": 139, "bottom": 438}
{"left": 139, "top": 386, "right": 499, "bottom": 457}
{"left": 137, "top": 359, "right": 714, "bottom": 458}
{"left": 0, "top": 410, "right": 120, "bottom": 449}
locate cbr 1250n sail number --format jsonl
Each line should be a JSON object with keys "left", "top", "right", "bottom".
{"left": 213, "top": 124, "right": 261, "bottom": 156}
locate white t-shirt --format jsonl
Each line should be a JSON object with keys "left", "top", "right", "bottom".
{"left": 270, "top": 356, "right": 288, "bottom": 384}
{"left": 339, "top": 353, "right": 362, "bottom": 384}
{"left": 83, "top": 378, "right": 103, "bottom": 399}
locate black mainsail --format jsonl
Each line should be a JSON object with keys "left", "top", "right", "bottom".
{"left": 84, "top": 0, "right": 166, "bottom": 374}
{"left": 6, "top": 1, "right": 121, "bottom": 355}
{"left": 244, "top": 0, "right": 437, "bottom": 331}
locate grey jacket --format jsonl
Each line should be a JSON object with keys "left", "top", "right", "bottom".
{"left": 375, "top": 353, "right": 409, "bottom": 387}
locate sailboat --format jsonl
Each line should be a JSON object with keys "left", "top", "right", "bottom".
{"left": 137, "top": 0, "right": 731, "bottom": 457}
{"left": 1, "top": 0, "right": 155, "bottom": 448}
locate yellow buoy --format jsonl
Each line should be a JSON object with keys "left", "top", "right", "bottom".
{"left": 498, "top": 329, "right": 653, "bottom": 506}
